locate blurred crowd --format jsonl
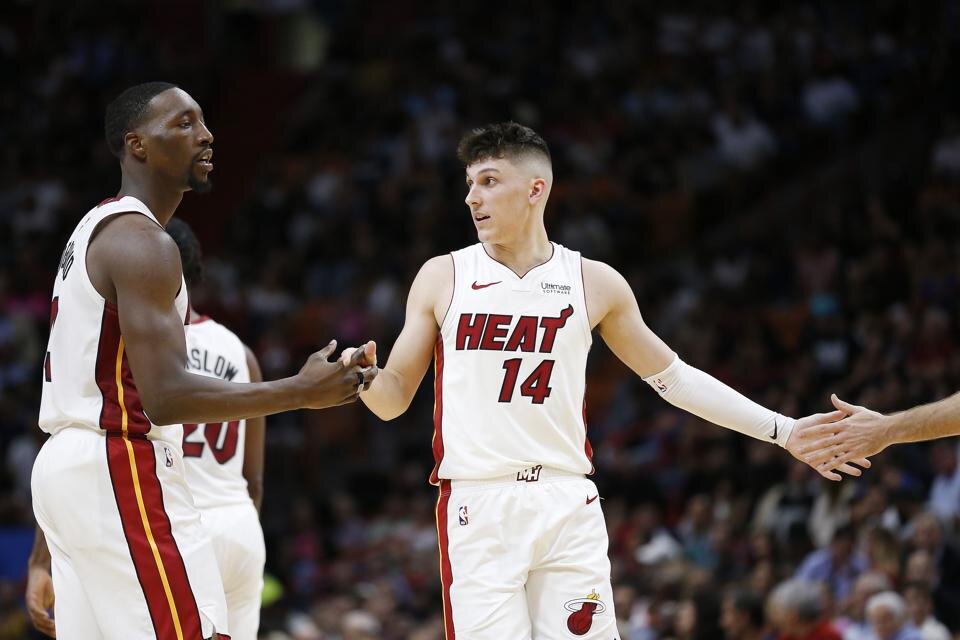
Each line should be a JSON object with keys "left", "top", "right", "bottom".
{"left": 3, "top": 1, "right": 960, "bottom": 639}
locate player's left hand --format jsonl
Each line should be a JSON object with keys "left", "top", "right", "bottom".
{"left": 785, "top": 409, "right": 871, "bottom": 481}
{"left": 26, "top": 565, "right": 56, "bottom": 637}
{"left": 794, "top": 394, "right": 890, "bottom": 475}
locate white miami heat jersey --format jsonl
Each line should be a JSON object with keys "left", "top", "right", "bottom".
{"left": 38, "top": 196, "right": 189, "bottom": 450}
{"left": 431, "top": 242, "right": 594, "bottom": 483}
{"left": 182, "top": 316, "right": 252, "bottom": 509}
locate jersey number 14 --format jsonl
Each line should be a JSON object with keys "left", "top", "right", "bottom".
{"left": 499, "top": 359, "right": 555, "bottom": 404}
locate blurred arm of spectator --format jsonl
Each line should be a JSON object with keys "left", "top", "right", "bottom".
{"left": 799, "top": 393, "right": 960, "bottom": 473}
{"left": 25, "top": 526, "right": 55, "bottom": 638}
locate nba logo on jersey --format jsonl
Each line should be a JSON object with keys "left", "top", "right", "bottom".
{"left": 164, "top": 447, "right": 173, "bottom": 468}
{"left": 458, "top": 505, "right": 469, "bottom": 526}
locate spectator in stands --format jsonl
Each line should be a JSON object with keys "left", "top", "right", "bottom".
{"left": 866, "top": 592, "right": 922, "bottom": 640}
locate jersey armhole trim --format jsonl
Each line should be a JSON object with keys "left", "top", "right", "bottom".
{"left": 577, "top": 254, "right": 593, "bottom": 347}
{"left": 79, "top": 209, "right": 162, "bottom": 308}
{"left": 438, "top": 253, "right": 458, "bottom": 336}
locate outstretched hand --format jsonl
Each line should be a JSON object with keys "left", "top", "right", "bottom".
{"left": 298, "top": 340, "right": 379, "bottom": 408}
{"left": 793, "top": 394, "right": 889, "bottom": 476}
{"left": 785, "top": 407, "right": 872, "bottom": 481}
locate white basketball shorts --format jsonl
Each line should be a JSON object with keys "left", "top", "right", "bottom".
{"left": 435, "top": 467, "right": 619, "bottom": 639}
{"left": 32, "top": 428, "right": 229, "bottom": 640}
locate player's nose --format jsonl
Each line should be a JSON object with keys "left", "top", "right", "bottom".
{"left": 197, "top": 121, "right": 214, "bottom": 146}
{"left": 465, "top": 185, "right": 480, "bottom": 207}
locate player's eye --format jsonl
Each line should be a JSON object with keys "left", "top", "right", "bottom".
{"left": 179, "top": 121, "right": 192, "bottom": 129}
{"left": 486, "top": 178, "right": 497, "bottom": 185}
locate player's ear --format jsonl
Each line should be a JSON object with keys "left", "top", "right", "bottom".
{"left": 125, "top": 132, "right": 147, "bottom": 161}
{"left": 529, "top": 178, "right": 548, "bottom": 204}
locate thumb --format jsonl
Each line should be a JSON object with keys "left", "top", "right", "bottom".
{"left": 348, "top": 341, "right": 371, "bottom": 366}
{"left": 831, "top": 393, "right": 857, "bottom": 414}
{"left": 364, "top": 340, "right": 377, "bottom": 361}
{"left": 318, "top": 339, "right": 338, "bottom": 359}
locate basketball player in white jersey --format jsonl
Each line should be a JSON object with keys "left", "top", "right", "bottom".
{"left": 340, "top": 122, "right": 869, "bottom": 639}
{"left": 167, "top": 218, "right": 267, "bottom": 640}
{"left": 27, "top": 82, "right": 377, "bottom": 640}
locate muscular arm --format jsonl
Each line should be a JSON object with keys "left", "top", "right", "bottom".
{"left": 357, "top": 256, "right": 451, "bottom": 420}
{"left": 88, "top": 214, "right": 367, "bottom": 425}
{"left": 241, "top": 345, "right": 265, "bottom": 513}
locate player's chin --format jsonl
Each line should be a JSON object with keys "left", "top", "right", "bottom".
{"left": 187, "top": 172, "right": 213, "bottom": 194}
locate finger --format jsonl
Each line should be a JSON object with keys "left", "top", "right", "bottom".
{"left": 815, "top": 466, "right": 842, "bottom": 482}
{"left": 318, "top": 339, "right": 338, "bottom": 359}
{"left": 348, "top": 342, "right": 371, "bottom": 367}
{"left": 797, "top": 435, "right": 840, "bottom": 456}
{"left": 339, "top": 348, "right": 357, "bottom": 367}
{"left": 797, "top": 423, "right": 840, "bottom": 440}
{"left": 27, "top": 607, "right": 56, "bottom": 637}
{"left": 835, "top": 462, "right": 862, "bottom": 477}
{"left": 364, "top": 340, "right": 377, "bottom": 362}
{"left": 831, "top": 393, "right": 860, "bottom": 415}
{"left": 362, "top": 366, "right": 379, "bottom": 384}
{"left": 853, "top": 457, "right": 871, "bottom": 469}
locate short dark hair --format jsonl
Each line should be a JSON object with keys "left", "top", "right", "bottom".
{"left": 104, "top": 82, "right": 178, "bottom": 158}
{"left": 165, "top": 218, "right": 204, "bottom": 287}
{"left": 456, "top": 121, "right": 551, "bottom": 167}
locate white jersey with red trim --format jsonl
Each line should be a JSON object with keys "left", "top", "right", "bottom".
{"left": 431, "top": 242, "right": 594, "bottom": 483}
{"left": 182, "top": 315, "right": 252, "bottom": 510}
{"left": 38, "top": 196, "right": 189, "bottom": 451}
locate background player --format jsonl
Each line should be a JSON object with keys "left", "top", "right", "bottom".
{"left": 341, "top": 122, "right": 867, "bottom": 639}
{"left": 30, "top": 82, "right": 376, "bottom": 639}
{"left": 168, "top": 218, "right": 267, "bottom": 640}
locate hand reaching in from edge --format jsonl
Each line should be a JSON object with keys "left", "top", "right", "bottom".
{"left": 785, "top": 407, "right": 872, "bottom": 481}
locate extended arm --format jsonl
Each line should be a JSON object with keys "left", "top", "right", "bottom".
{"left": 352, "top": 256, "right": 451, "bottom": 421}
{"left": 241, "top": 345, "right": 265, "bottom": 513}
{"left": 799, "top": 392, "right": 960, "bottom": 471}
{"left": 87, "top": 214, "right": 373, "bottom": 425}
{"left": 584, "top": 259, "right": 866, "bottom": 480}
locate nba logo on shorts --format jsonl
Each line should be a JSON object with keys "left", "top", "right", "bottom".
{"left": 164, "top": 447, "right": 173, "bottom": 468}
{"left": 458, "top": 505, "right": 469, "bottom": 526}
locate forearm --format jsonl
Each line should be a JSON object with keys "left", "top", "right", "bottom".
{"left": 146, "top": 373, "right": 308, "bottom": 426}
{"left": 886, "top": 392, "right": 960, "bottom": 445}
{"left": 28, "top": 526, "right": 50, "bottom": 571}
{"left": 360, "top": 368, "right": 414, "bottom": 421}
{"left": 643, "top": 355, "right": 793, "bottom": 446}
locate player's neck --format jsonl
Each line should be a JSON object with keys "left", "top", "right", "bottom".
{"left": 483, "top": 227, "right": 552, "bottom": 278}
{"left": 117, "top": 173, "right": 183, "bottom": 226}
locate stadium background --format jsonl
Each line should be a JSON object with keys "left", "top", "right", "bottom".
{"left": 2, "top": 1, "right": 960, "bottom": 638}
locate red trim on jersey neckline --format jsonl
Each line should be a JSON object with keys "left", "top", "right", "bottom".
{"left": 190, "top": 314, "right": 211, "bottom": 325}
{"left": 105, "top": 436, "right": 204, "bottom": 640}
{"left": 429, "top": 336, "right": 445, "bottom": 486}
{"left": 436, "top": 480, "right": 455, "bottom": 639}
{"left": 480, "top": 242, "right": 557, "bottom": 280}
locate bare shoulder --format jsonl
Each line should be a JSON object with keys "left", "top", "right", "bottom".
{"left": 88, "top": 213, "right": 182, "bottom": 302}
{"left": 581, "top": 258, "right": 633, "bottom": 327}
{"left": 409, "top": 254, "right": 454, "bottom": 322}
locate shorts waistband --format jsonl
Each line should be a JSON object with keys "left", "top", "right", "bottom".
{"left": 448, "top": 465, "right": 582, "bottom": 489}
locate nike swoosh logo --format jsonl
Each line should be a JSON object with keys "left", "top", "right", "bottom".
{"left": 771, "top": 418, "right": 778, "bottom": 440}
{"left": 471, "top": 280, "right": 501, "bottom": 290}
{"left": 586, "top": 495, "right": 599, "bottom": 505}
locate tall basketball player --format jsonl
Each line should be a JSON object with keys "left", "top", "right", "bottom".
{"left": 168, "top": 218, "right": 267, "bottom": 640}
{"left": 29, "top": 82, "right": 376, "bottom": 640}
{"left": 341, "top": 122, "right": 869, "bottom": 639}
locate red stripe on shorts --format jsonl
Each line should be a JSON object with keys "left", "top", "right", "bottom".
{"left": 106, "top": 436, "right": 204, "bottom": 639}
{"left": 95, "top": 303, "right": 152, "bottom": 436}
{"left": 436, "top": 479, "right": 455, "bottom": 639}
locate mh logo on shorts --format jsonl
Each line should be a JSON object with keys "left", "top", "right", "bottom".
{"left": 458, "top": 505, "right": 469, "bottom": 526}
{"left": 517, "top": 465, "right": 543, "bottom": 482}
{"left": 564, "top": 589, "right": 606, "bottom": 636}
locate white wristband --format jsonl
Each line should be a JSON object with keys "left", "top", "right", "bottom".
{"left": 643, "top": 355, "right": 796, "bottom": 447}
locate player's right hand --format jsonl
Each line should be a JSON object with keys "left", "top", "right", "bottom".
{"left": 26, "top": 565, "right": 56, "bottom": 637}
{"left": 298, "top": 340, "right": 379, "bottom": 408}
